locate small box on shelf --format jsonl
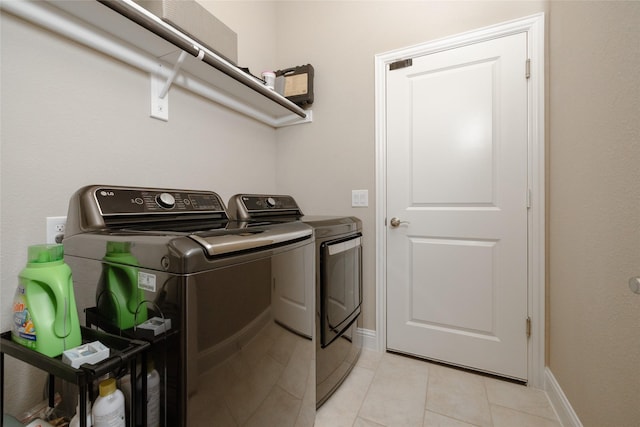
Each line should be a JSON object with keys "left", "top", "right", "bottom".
{"left": 62, "top": 341, "right": 110, "bottom": 369}
{"left": 135, "top": 317, "right": 172, "bottom": 339}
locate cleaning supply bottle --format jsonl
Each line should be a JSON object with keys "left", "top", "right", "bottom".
{"left": 93, "top": 378, "right": 125, "bottom": 427}
{"left": 96, "top": 241, "right": 147, "bottom": 330}
{"left": 146, "top": 358, "right": 161, "bottom": 427}
{"left": 12, "top": 244, "right": 82, "bottom": 357}
{"left": 69, "top": 394, "right": 93, "bottom": 427}
{"left": 119, "top": 358, "right": 161, "bottom": 427}
{"left": 118, "top": 365, "right": 137, "bottom": 426}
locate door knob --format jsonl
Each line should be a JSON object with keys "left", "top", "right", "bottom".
{"left": 389, "top": 217, "right": 410, "bottom": 228}
{"left": 629, "top": 277, "right": 640, "bottom": 294}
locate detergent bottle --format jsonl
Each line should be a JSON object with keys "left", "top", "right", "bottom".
{"left": 96, "top": 242, "right": 147, "bottom": 330}
{"left": 12, "top": 244, "right": 82, "bottom": 357}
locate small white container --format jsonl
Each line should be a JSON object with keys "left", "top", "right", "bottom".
{"left": 146, "top": 360, "right": 161, "bottom": 427}
{"left": 119, "top": 359, "right": 161, "bottom": 427}
{"left": 70, "top": 398, "right": 93, "bottom": 427}
{"left": 25, "top": 420, "right": 54, "bottom": 427}
{"left": 118, "top": 372, "right": 133, "bottom": 421}
{"left": 261, "top": 71, "right": 276, "bottom": 90}
{"left": 92, "top": 378, "right": 125, "bottom": 427}
{"left": 62, "top": 341, "right": 109, "bottom": 368}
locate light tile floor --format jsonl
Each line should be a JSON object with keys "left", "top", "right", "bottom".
{"left": 316, "top": 349, "right": 562, "bottom": 427}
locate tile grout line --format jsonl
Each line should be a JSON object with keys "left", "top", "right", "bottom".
{"left": 489, "top": 402, "right": 563, "bottom": 425}
{"left": 483, "top": 375, "right": 563, "bottom": 424}
{"left": 351, "top": 355, "right": 385, "bottom": 427}
{"left": 482, "top": 376, "right": 496, "bottom": 427}
{"left": 422, "top": 362, "right": 431, "bottom": 426}
{"left": 425, "top": 365, "right": 484, "bottom": 427}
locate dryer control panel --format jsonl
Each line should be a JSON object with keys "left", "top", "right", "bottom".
{"left": 227, "top": 194, "right": 303, "bottom": 220}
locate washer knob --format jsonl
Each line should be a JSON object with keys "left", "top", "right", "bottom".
{"left": 266, "top": 197, "right": 277, "bottom": 208}
{"left": 156, "top": 192, "right": 176, "bottom": 209}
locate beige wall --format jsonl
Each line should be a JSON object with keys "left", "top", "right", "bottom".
{"left": 199, "top": 1, "right": 279, "bottom": 74}
{"left": 549, "top": 1, "right": 640, "bottom": 425}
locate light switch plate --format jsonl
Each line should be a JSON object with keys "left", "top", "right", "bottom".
{"left": 351, "top": 190, "right": 368, "bottom": 207}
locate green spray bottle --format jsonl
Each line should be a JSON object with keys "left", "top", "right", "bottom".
{"left": 12, "top": 244, "right": 82, "bottom": 357}
{"left": 96, "top": 242, "right": 147, "bottom": 330}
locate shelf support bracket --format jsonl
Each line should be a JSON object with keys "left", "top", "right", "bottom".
{"left": 150, "top": 49, "right": 204, "bottom": 121}
{"left": 273, "top": 110, "right": 313, "bottom": 127}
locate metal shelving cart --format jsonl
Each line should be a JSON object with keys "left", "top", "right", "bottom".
{"left": 1, "top": 327, "right": 150, "bottom": 427}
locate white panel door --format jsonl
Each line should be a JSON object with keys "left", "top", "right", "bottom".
{"left": 386, "top": 32, "right": 529, "bottom": 380}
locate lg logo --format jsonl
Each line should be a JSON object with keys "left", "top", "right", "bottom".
{"left": 100, "top": 190, "right": 115, "bottom": 197}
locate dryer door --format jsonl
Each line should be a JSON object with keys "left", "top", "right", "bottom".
{"left": 320, "top": 233, "right": 362, "bottom": 347}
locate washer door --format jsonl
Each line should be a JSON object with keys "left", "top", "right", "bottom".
{"left": 320, "top": 233, "right": 362, "bottom": 348}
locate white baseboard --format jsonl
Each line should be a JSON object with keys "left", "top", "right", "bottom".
{"left": 357, "top": 327, "right": 379, "bottom": 351}
{"left": 545, "top": 367, "right": 583, "bottom": 427}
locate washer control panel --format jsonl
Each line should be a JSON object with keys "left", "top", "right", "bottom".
{"left": 94, "top": 187, "right": 226, "bottom": 215}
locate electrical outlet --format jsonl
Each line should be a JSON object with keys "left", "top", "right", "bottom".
{"left": 46, "top": 216, "right": 66, "bottom": 244}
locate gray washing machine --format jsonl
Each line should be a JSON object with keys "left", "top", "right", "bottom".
{"left": 228, "top": 195, "right": 363, "bottom": 408}
{"left": 63, "top": 185, "right": 316, "bottom": 426}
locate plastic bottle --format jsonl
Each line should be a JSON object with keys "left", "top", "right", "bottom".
{"left": 11, "top": 244, "right": 82, "bottom": 357}
{"left": 24, "top": 419, "right": 55, "bottom": 427}
{"left": 69, "top": 396, "right": 92, "bottom": 427}
{"left": 92, "top": 378, "right": 125, "bottom": 427}
{"left": 261, "top": 71, "right": 276, "bottom": 89}
{"left": 119, "top": 359, "right": 161, "bottom": 427}
{"left": 146, "top": 359, "right": 161, "bottom": 427}
{"left": 118, "top": 371, "right": 133, "bottom": 424}
{"left": 96, "top": 242, "right": 147, "bottom": 330}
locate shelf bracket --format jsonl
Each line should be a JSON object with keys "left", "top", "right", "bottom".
{"left": 273, "top": 110, "right": 313, "bottom": 128}
{"left": 150, "top": 49, "right": 204, "bottom": 121}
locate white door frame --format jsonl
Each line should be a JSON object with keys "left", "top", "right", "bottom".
{"left": 374, "top": 13, "right": 545, "bottom": 388}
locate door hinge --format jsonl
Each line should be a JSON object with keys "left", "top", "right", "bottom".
{"left": 390, "top": 58, "right": 413, "bottom": 71}
{"left": 525, "top": 59, "right": 531, "bottom": 79}
{"left": 526, "top": 316, "right": 532, "bottom": 338}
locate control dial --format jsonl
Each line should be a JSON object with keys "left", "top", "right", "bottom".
{"left": 266, "top": 197, "right": 277, "bottom": 208}
{"left": 156, "top": 192, "right": 176, "bottom": 209}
